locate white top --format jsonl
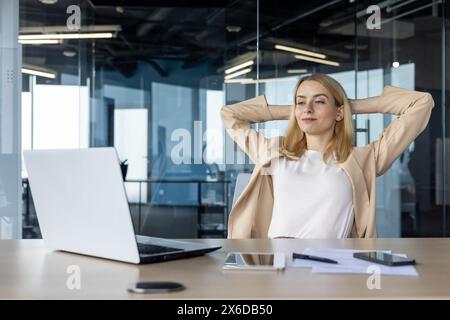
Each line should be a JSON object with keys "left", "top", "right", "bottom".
{"left": 262, "top": 150, "right": 354, "bottom": 239}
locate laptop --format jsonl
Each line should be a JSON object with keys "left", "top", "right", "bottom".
{"left": 23, "top": 147, "right": 221, "bottom": 264}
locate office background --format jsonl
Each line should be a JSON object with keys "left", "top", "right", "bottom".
{"left": 0, "top": 0, "right": 449, "bottom": 240}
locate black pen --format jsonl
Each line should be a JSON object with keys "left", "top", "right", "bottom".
{"left": 293, "top": 253, "right": 338, "bottom": 264}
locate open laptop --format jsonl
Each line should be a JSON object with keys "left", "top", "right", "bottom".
{"left": 23, "top": 147, "right": 221, "bottom": 264}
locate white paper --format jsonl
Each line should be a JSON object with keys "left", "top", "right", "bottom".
{"left": 292, "top": 248, "right": 418, "bottom": 276}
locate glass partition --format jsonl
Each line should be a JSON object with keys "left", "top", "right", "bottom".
{"left": 12, "top": 0, "right": 449, "bottom": 239}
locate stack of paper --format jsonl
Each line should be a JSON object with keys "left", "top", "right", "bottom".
{"left": 292, "top": 248, "right": 418, "bottom": 276}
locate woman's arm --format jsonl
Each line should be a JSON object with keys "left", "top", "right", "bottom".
{"left": 220, "top": 96, "right": 273, "bottom": 129}
{"left": 350, "top": 85, "right": 435, "bottom": 176}
{"left": 348, "top": 96, "right": 380, "bottom": 114}
{"left": 267, "top": 104, "right": 292, "bottom": 120}
{"left": 220, "top": 95, "right": 288, "bottom": 164}
{"left": 220, "top": 96, "right": 292, "bottom": 127}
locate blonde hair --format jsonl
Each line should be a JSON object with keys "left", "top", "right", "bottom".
{"left": 279, "top": 73, "right": 354, "bottom": 163}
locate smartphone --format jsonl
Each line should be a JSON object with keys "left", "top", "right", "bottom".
{"left": 353, "top": 251, "right": 416, "bottom": 266}
{"left": 222, "top": 252, "right": 285, "bottom": 271}
{"left": 127, "top": 281, "right": 185, "bottom": 294}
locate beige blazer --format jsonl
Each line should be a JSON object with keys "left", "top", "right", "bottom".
{"left": 220, "top": 86, "right": 435, "bottom": 239}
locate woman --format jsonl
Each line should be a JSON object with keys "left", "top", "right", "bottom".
{"left": 220, "top": 73, "right": 434, "bottom": 239}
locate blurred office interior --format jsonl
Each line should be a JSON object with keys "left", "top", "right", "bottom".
{"left": 0, "top": 0, "right": 449, "bottom": 239}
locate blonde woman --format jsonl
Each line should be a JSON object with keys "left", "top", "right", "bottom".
{"left": 220, "top": 73, "right": 435, "bottom": 239}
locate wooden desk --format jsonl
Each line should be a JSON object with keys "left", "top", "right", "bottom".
{"left": 1, "top": 238, "right": 449, "bottom": 299}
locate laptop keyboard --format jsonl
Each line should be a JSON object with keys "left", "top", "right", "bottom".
{"left": 137, "top": 243, "right": 184, "bottom": 255}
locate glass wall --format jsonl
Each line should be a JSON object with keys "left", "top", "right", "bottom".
{"left": 10, "top": 0, "right": 449, "bottom": 239}
{"left": 0, "top": 0, "right": 21, "bottom": 239}
{"left": 258, "top": 0, "right": 447, "bottom": 237}
{"left": 357, "top": 0, "right": 445, "bottom": 237}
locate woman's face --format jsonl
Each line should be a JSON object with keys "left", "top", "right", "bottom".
{"left": 294, "top": 80, "right": 343, "bottom": 136}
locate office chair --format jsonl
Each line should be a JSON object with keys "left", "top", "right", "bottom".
{"left": 232, "top": 172, "right": 252, "bottom": 207}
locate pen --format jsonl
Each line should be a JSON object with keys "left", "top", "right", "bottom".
{"left": 292, "top": 253, "right": 338, "bottom": 264}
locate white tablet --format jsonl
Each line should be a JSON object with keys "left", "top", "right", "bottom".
{"left": 222, "top": 252, "right": 285, "bottom": 271}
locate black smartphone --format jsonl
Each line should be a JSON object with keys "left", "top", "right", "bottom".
{"left": 353, "top": 252, "right": 415, "bottom": 266}
{"left": 127, "top": 281, "right": 185, "bottom": 294}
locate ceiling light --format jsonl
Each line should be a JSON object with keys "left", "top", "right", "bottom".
{"left": 294, "top": 54, "right": 340, "bottom": 67}
{"left": 224, "top": 78, "right": 253, "bottom": 84}
{"left": 20, "top": 25, "right": 121, "bottom": 34}
{"left": 19, "top": 39, "right": 61, "bottom": 44}
{"left": 287, "top": 69, "right": 308, "bottom": 74}
{"left": 257, "top": 76, "right": 302, "bottom": 83}
{"left": 225, "top": 76, "right": 303, "bottom": 84}
{"left": 63, "top": 50, "right": 77, "bottom": 57}
{"left": 275, "top": 44, "right": 327, "bottom": 59}
{"left": 39, "top": 0, "right": 58, "bottom": 4}
{"left": 225, "top": 60, "right": 254, "bottom": 74}
{"left": 22, "top": 67, "right": 56, "bottom": 79}
{"left": 392, "top": 61, "right": 400, "bottom": 68}
{"left": 19, "top": 32, "right": 114, "bottom": 40}
{"left": 319, "top": 20, "right": 333, "bottom": 27}
{"left": 224, "top": 68, "right": 252, "bottom": 80}
{"left": 226, "top": 26, "right": 242, "bottom": 33}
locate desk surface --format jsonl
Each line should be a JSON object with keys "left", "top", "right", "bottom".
{"left": 1, "top": 238, "right": 450, "bottom": 299}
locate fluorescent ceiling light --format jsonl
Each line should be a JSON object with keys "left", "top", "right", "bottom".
{"left": 22, "top": 67, "right": 56, "bottom": 79}
{"left": 19, "top": 32, "right": 114, "bottom": 40}
{"left": 63, "top": 50, "right": 77, "bottom": 57}
{"left": 287, "top": 69, "right": 308, "bottom": 74}
{"left": 224, "top": 68, "right": 252, "bottom": 80}
{"left": 39, "top": 0, "right": 58, "bottom": 4}
{"left": 224, "top": 78, "right": 253, "bottom": 84}
{"left": 275, "top": 44, "right": 326, "bottom": 59}
{"left": 225, "top": 60, "right": 254, "bottom": 74}
{"left": 19, "top": 39, "right": 61, "bottom": 44}
{"left": 20, "top": 25, "right": 122, "bottom": 34}
{"left": 294, "top": 54, "right": 340, "bottom": 67}
{"left": 253, "top": 76, "right": 300, "bottom": 84}
{"left": 225, "top": 76, "right": 305, "bottom": 84}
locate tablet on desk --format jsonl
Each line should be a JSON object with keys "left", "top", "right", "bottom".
{"left": 222, "top": 252, "right": 285, "bottom": 271}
